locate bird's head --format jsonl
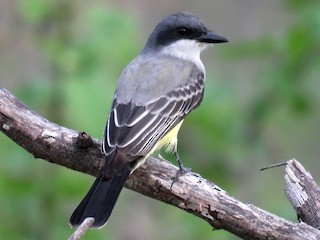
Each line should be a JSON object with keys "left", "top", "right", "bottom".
{"left": 143, "top": 12, "right": 228, "bottom": 62}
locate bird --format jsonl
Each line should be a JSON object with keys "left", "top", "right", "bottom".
{"left": 70, "top": 11, "right": 228, "bottom": 228}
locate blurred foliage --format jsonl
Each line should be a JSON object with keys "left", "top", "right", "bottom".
{"left": 1, "top": 0, "right": 320, "bottom": 239}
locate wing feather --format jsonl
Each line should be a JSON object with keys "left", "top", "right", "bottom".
{"left": 116, "top": 113, "right": 159, "bottom": 147}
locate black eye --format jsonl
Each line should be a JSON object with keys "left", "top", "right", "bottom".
{"left": 176, "top": 27, "right": 188, "bottom": 37}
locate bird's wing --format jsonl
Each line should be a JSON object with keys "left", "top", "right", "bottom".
{"left": 103, "top": 73, "right": 204, "bottom": 156}
{"left": 102, "top": 67, "right": 204, "bottom": 175}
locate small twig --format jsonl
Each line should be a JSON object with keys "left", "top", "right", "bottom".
{"left": 260, "top": 162, "right": 287, "bottom": 171}
{"left": 68, "top": 217, "right": 95, "bottom": 240}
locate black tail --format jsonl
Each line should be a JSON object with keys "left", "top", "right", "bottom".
{"left": 69, "top": 165, "right": 132, "bottom": 228}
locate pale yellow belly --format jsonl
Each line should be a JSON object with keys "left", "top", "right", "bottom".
{"left": 132, "top": 120, "right": 184, "bottom": 171}
{"left": 155, "top": 120, "right": 184, "bottom": 153}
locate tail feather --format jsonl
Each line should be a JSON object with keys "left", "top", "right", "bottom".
{"left": 70, "top": 165, "right": 132, "bottom": 228}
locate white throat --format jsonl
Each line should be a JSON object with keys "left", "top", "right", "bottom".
{"left": 160, "top": 39, "right": 207, "bottom": 72}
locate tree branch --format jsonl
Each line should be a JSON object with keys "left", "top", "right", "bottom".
{"left": 1, "top": 87, "right": 320, "bottom": 239}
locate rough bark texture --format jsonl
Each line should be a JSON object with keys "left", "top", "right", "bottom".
{"left": 285, "top": 159, "right": 320, "bottom": 229}
{"left": 1, "top": 87, "right": 320, "bottom": 239}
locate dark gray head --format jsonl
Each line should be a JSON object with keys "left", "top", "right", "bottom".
{"left": 142, "top": 12, "right": 228, "bottom": 54}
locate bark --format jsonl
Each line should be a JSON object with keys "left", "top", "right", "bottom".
{"left": 1, "top": 87, "right": 320, "bottom": 240}
{"left": 285, "top": 159, "right": 320, "bottom": 229}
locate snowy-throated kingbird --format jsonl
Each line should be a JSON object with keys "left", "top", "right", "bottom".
{"left": 70, "top": 12, "right": 228, "bottom": 228}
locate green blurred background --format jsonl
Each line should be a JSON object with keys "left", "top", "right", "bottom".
{"left": 1, "top": 0, "right": 320, "bottom": 239}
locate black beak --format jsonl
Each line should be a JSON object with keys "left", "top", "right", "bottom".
{"left": 197, "top": 31, "right": 228, "bottom": 44}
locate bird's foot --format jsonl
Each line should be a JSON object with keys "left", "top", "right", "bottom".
{"left": 170, "top": 161, "right": 191, "bottom": 189}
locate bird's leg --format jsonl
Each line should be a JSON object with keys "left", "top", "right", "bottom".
{"left": 174, "top": 150, "right": 191, "bottom": 173}
{"left": 171, "top": 146, "right": 191, "bottom": 188}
